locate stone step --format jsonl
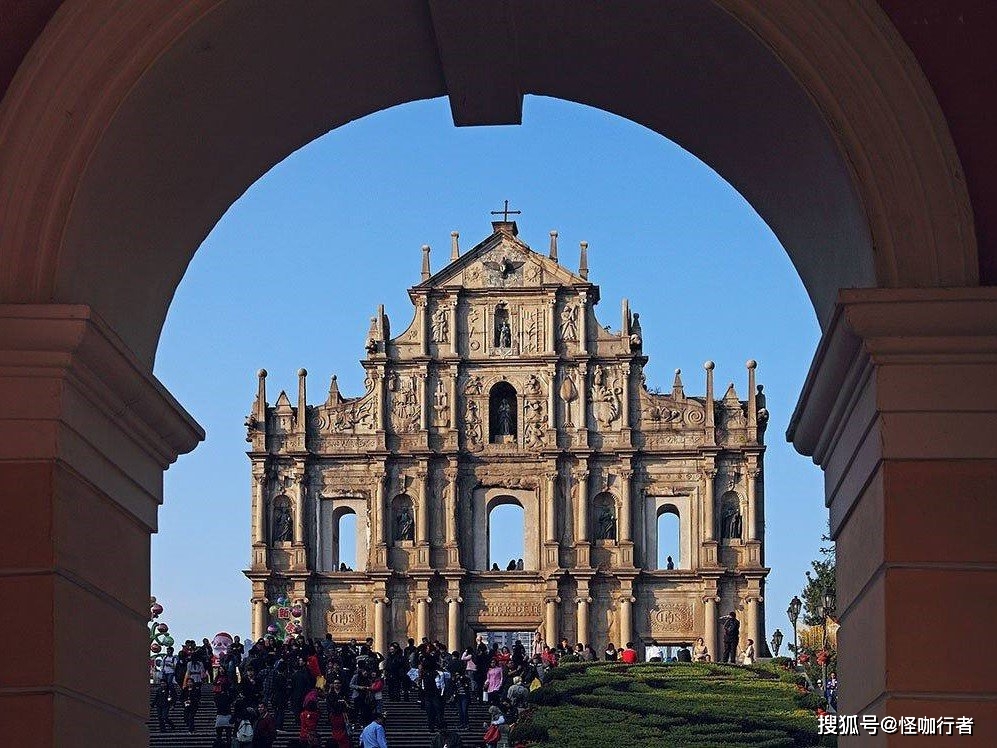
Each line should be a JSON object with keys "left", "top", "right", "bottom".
{"left": 148, "top": 683, "right": 496, "bottom": 747}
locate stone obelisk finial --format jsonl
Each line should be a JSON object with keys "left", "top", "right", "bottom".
{"left": 421, "top": 244, "right": 431, "bottom": 281}
{"left": 579, "top": 241, "right": 589, "bottom": 280}
{"left": 450, "top": 232, "right": 460, "bottom": 262}
{"left": 549, "top": 230, "right": 559, "bottom": 263}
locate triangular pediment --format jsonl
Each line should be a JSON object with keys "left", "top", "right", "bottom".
{"left": 416, "top": 229, "right": 587, "bottom": 291}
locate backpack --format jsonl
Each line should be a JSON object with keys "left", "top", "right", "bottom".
{"left": 235, "top": 719, "right": 254, "bottom": 743}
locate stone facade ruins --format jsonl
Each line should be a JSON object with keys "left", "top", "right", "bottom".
{"left": 245, "top": 221, "right": 770, "bottom": 658}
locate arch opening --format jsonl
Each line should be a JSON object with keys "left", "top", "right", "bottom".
{"left": 656, "top": 505, "right": 681, "bottom": 570}
{"left": 487, "top": 498, "right": 525, "bottom": 572}
{"left": 333, "top": 508, "right": 357, "bottom": 572}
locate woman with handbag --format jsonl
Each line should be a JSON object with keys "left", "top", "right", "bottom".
{"left": 485, "top": 659, "right": 504, "bottom": 705}
{"left": 482, "top": 704, "right": 506, "bottom": 748}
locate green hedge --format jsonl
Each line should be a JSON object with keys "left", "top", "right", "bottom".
{"left": 509, "top": 662, "right": 835, "bottom": 747}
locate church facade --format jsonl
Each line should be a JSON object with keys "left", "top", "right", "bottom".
{"left": 244, "top": 220, "right": 770, "bottom": 659}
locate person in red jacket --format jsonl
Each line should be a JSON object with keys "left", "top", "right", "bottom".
{"left": 298, "top": 695, "right": 321, "bottom": 746}
{"left": 620, "top": 642, "right": 638, "bottom": 664}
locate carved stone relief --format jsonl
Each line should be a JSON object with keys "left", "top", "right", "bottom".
{"left": 591, "top": 365, "right": 622, "bottom": 427}
{"left": 431, "top": 306, "right": 449, "bottom": 343}
{"left": 649, "top": 601, "right": 695, "bottom": 634}
{"left": 390, "top": 374, "right": 420, "bottom": 433}
{"left": 466, "top": 308, "right": 482, "bottom": 351}
{"left": 432, "top": 378, "right": 450, "bottom": 428}
{"left": 559, "top": 304, "right": 578, "bottom": 342}
{"left": 464, "top": 399, "right": 483, "bottom": 452}
{"left": 523, "top": 373, "right": 547, "bottom": 449}
{"left": 326, "top": 604, "right": 369, "bottom": 635}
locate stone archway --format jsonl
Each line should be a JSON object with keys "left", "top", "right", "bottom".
{"left": 0, "top": 2, "right": 992, "bottom": 745}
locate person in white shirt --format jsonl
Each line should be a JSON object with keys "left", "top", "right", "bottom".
{"left": 741, "top": 639, "right": 756, "bottom": 665}
{"left": 161, "top": 647, "right": 178, "bottom": 687}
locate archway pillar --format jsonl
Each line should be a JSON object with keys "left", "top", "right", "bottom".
{"left": 790, "top": 289, "right": 997, "bottom": 744}
{"left": 0, "top": 305, "right": 202, "bottom": 747}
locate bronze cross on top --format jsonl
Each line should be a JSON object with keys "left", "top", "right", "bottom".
{"left": 490, "top": 200, "right": 521, "bottom": 222}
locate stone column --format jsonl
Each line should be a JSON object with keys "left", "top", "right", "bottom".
{"left": 703, "top": 595, "right": 719, "bottom": 663}
{"left": 618, "top": 594, "right": 635, "bottom": 648}
{"left": 619, "top": 470, "right": 633, "bottom": 543}
{"left": 251, "top": 466, "right": 266, "bottom": 545}
{"left": 544, "top": 471, "right": 558, "bottom": 544}
{"left": 416, "top": 469, "right": 430, "bottom": 545}
{"left": 445, "top": 468, "right": 459, "bottom": 546}
{"left": 448, "top": 371, "right": 458, "bottom": 432}
{"left": 745, "top": 465, "right": 760, "bottom": 542}
{"left": 446, "top": 595, "right": 462, "bottom": 652}
{"left": 416, "top": 596, "right": 431, "bottom": 642}
{"left": 547, "top": 366, "right": 557, "bottom": 429}
{"left": 296, "top": 597, "right": 309, "bottom": 639}
{"left": 573, "top": 469, "right": 589, "bottom": 543}
{"left": 575, "top": 595, "right": 592, "bottom": 647}
{"left": 373, "top": 596, "right": 389, "bottom": 657}
{"left": 292, "top": 465, "right": 306, "bottom": 546}
{"left": 418, "top": 372, "right": 428, "bottom": 432}
{"left": 373, "top": 470, "right": 386, "bottom": 547}
{"left": 577, "top": 363, "right": 589, "bottom": 433}
{"left": 745, "top": 594, "right": 762, "bottom": 651}
{"left": 702, "top": 467, "right": 717, "bottom": 542}
{"left": 252, "top": 597, "right": 267, "bottom": 640}
{"left": 544, "top": 597, "right": 560, "bottom": 647}
{"left": 376, "top": 368, "right": 387, "bottom": 432}
{"left": 578, "top": 291, "right": 589, "bottom": 354}
{"left": 545, "top": 297, "right": 556, "bottom": 354}
{"left": 449, "top": 300, "right": 459, "bottom": 356}
{"left": 620, "top": 363, "right": 631, "bottom": 430}
{"left": 417, "top": 298, "right": 428, "bottom": 356}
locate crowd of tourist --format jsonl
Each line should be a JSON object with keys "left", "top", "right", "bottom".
{"left": 150, "top": 620, "right": 768, "bottom": 747}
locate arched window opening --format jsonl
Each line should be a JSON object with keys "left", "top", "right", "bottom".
{"left": 489, "top": 381, "right": 517, "bottom": 443}
{"left": 593, "top": 491, "right": 617, "bottom": 541}
{"left": 332, "top": 508, "right": 357, "bottom": 571}
{"left": 488, "top": 500, "right": 525, "bottom": 571}
{"left": 391, "top": 494, "right": 415, "bottom": 544}
{"left": 657, "top": 505, "right": 680, "bottom": 570}
{"left": 719, "top": 491, "right": 743, "bottom": 540}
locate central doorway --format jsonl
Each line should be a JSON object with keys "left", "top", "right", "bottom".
{"left": 480, "top": 630, "right": 536, "bottom": 655}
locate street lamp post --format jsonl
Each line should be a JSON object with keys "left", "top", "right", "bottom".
{"left": 787, "top": 596, "right": 802, "bottom": 666}
{"left": 771, "top": 628, "right": 783, "bottom": 658}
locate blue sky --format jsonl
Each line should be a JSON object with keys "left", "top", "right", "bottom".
{"left": 153, "top": 95, "right": 825, "bottom": 645}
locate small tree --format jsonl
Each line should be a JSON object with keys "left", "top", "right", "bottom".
{"left": 791, "top": 527, "right": 837, "bottom": 699}
{"left": 801, "top": 527, "right": 836, "bottom": 627}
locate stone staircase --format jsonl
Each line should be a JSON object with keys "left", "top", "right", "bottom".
{"left": 148, "top": 683, "right": 495, "bottom": 747}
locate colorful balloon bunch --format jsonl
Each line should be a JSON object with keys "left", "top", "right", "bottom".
{"left": 149, "top": 596, "right": 175, "bottom": 673}
{"left": 266, "top": 595, "right": 303, "bottom": 641}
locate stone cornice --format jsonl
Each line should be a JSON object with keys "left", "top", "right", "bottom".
{"left": 789, "top": 288, "right": 997, "bottom": 466}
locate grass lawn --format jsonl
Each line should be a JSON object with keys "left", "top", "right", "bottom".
{"left": 510, "top": 661, "right": 835, "bottom": 747}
